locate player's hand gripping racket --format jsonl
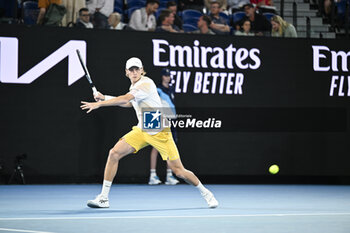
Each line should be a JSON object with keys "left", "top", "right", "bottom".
{"left": 76, "top": 49, "right": 98, "bottom": 97}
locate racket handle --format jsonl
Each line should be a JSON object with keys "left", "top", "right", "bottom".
{"left": 92, "top": 86, "right": 98, "bottom": 97}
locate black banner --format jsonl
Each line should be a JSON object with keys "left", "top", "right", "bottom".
{"left": 0, "top": 24, "right": 350, "bottom": 183}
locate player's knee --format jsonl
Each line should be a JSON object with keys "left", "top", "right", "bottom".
{"left": 109, "top": 148, "right": 122, "bottom": 161}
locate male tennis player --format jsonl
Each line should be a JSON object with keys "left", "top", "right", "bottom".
{"left": 80, "top": 57, "right": 218, "bottom": 208}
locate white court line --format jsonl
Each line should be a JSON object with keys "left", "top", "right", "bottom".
{"left": 1, "top": 212, "right": 350, "bottom": 221}
{"left": 0, "top": 228, "right": 54, "bottom": 233}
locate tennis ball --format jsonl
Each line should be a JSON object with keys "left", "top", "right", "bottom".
{"left": 269, "top": 164, "right": 279, "bottom": 174}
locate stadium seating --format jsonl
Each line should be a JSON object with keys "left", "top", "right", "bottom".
{"left": 182, "top": 23, "right": 198, "bottom": 32}
{"left": 263, "top": 12, "right": 275, "bottom": 21}
{"left": 232, "top": 11, "right": 245, "bottom": 24}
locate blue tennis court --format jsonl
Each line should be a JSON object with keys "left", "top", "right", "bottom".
{"left": 1, "top": 184, "right": 350, "bottom": 233}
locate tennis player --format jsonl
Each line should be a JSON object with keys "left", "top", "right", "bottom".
{"left": 80, "top": 57, "right": 218, "bottom": 208}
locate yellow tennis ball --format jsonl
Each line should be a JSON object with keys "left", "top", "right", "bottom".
{"left": 269, "top": 164, "right": 279, "bottom": 174}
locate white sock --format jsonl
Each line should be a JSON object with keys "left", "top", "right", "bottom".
{"left": 196, "top": 181, "right": 209, "bottom": 195}
{"left": 166, "top": 169, "right": 173, "bottom": 178}
{"left": 101, "top": 180, "right": 112, "bottom": 197}
{"left": 150, "top": 169, "right": 157, "bottom": 177}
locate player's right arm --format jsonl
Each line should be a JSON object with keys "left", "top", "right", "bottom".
{"left": 94, "top": 91, "right": 132, "bottom": 108}
{"left": 81, "top": 94, "right": 134, "bottom": 113}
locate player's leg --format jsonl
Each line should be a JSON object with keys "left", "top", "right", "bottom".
{"left": 167, "top": 158, "right": 218, "bottom": 208}
{"left": 149, "top": 130, "right": 218, "bottom": 208}
{"left": 104, "top": 138, "right": 136, "bottom": 181}
{"left": 87, "top": 139, "right": 135, "bottom": 208}
{"left": 149, "top": 147, "right": 162, "bottom": 185}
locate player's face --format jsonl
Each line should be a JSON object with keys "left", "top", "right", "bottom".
{"left": 126, "top": 67, "right": 142, "bottom": 83}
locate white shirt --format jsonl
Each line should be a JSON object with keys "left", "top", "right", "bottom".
{"left": 86, "top": 0, "right": 114, "bottom": 17}
{"left": 128, "top": 7, "right": 156, "bottom": 31}
{"left": 110, "top": 22, "right": 126, "bottom": 30}
{"left": 128, "top": 76, "right": 164, "bottom": 134}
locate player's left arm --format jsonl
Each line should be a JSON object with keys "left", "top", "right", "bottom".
{"left": 81, "top": 93, "right": 134, "bottom": 113}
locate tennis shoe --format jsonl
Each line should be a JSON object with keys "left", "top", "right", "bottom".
{"left": 201, "top": 191, "right": 219, "bottom": 208}
{"left": 165, "top": 175, "right": 180, "bottom": 185}
{"left": 148, "top": 175, "right": 162, "bottom": 185}
{"left": 87, "top": 194, "right": 109, "bottom": 208}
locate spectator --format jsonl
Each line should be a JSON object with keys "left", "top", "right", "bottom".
{"left": 86, "top": 0, "right": 114, "bottom": 29}
{"left": 128, "top": 0, "right": 159, "bottom": 31}
{"left": 193, "top": 15, "right": 216, "bottom": 34}
{"left": 178, "top": 0, "right": 204, "bottom": 12}
{"left": 227, "top": 0, "right": 250, "bottom": 13}
{"left": 235, "top": 19, "right": 254, "bottom": 35}
{"left": 208, "top": 1, "right": 230, "bottom": 35}
{"left": 241, "top": 3, "right": 271, "bottom": 35}
{"left": 160, "top": 1, "right": 183, "bottom": 30}
{"left": 155, "top": 9, "right": 182, "bottom": 32}
{"left": 61, "top": 0, "right": 85, "bottom": 26}
{"left": 75, "top": 7, "right": 94, "bottom": 28}
{"left": 37, "top": 0, "right": 62, "bottom": 25}
{"left": 108, "top": 12, "right": 126, "bottom": 30}
{"left": 271, "top": 15, "right": 297, "bottom": 37}
{"left": 204, "top": 0, "right": 227, "bottom": 12}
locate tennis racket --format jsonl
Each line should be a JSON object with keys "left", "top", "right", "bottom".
{"left": 76, "top": 49, "right": 98, "bottom": 97}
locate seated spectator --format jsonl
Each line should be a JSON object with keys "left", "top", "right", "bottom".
{"left": 155, "top": 9, "right": 182, "bottom": 32}
{"left": 108, "top": 12, "right": 126, "bottom": 30}
{"left": 235, "top": 19, "right": 254, "bottom": 35}
{"left": 75, "top": 7, "right": 94, "bottom": 28}
{"left": 87, "top": 0, "right": 114, "bottom": 29}
{"left": 227, "top": 0, "right": 250, "bottom": 13}
{"left": 204, "top": 0, "right": 227, "bottom": 12}
{"left": 178, "top": 0, "right": 205, "bottom": 12}
{"left": 160, "top": 1, "right": 183, "bottom": 30}
{"left": 271, "top": 15, "right": 297, "bottom": 37}
{"left": 128, "top": 0, "right": 159, "bottom": 31}
{"left": 37, "top": 0, "right": 62, "bottom": 25}
{"left": 208, "top": 1, "right": 230, "bottom": 34}
{"left": 241, "top": 3, "right": 271, "bottom": 35}
{"left": 193, "top": 15, "right": 216, "bottom": 34}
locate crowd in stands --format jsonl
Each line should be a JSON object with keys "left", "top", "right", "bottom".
{"left": 7, "top": 0, "right": 350, "bottom": 37}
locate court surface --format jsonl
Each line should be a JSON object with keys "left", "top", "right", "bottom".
{"left": 1, "top": 184, "right": 350, "bottom": 233}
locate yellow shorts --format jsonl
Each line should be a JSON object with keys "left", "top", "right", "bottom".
{"left": 122, "top": 126, "right": 180, "bottom": 161}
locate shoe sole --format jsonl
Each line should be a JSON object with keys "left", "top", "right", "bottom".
{"left": 87, "top": 202, "right": 109, "bottom": 208}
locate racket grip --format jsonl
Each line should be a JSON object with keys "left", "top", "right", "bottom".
{"left": 92, "top": 86, "right": 98, "bottom": 97}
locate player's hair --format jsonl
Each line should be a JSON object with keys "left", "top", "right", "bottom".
{"left": 159, "top": 9, "right": 172, "bottom": 23}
